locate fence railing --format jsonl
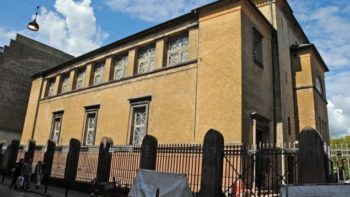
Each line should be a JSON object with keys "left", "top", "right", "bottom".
{"left": 8, "top": 142, "right": 300, "bottom": 196}
{"left": 330, "top": 144, "right": 350, "bottom": 183}
{"left": 109, "top": 145, "right": 141, "bottom": 188}
{"left": 51, "top": 146, "right": 68, "bottom": 178}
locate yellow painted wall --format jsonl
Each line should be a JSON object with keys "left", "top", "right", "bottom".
{"left": 195, "top": 2, "right": 243, "bottom": 144}
{"left": 29, "top": 64, "right": 197, "bottom": 145}
{"left": 21, "top": 77, "right": 43, "bottom": 143}
{"left": 293, "top": 49, "right": 329, "bottom": 143}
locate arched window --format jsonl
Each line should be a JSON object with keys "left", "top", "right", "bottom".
{"left": 315, "top": 77, "right": 323, "bottom": 94}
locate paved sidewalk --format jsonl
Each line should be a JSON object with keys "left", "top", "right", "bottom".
{"left": 0, "top": 179, "right": 90, "bottom": 197}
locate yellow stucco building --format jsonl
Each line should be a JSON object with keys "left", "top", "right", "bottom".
{"left": 20, "top": 0, "right": 329, "bottom": 146}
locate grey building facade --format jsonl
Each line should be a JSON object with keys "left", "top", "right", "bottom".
{"left": 0, "top": 34, "right": 73, "bottom": 143}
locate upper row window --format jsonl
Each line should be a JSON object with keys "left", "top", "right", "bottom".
{"left": 75, "top": 69, "right": 85, "bottom": 90}
{"left": 137, "top": 45, "right": 156, "bottom": 74}
{"left": 113, "top": 55, "right": 128, "bottom": 80}
{"left": 60, "top": 74, "right": 69, "bottom": 94}
{"left": 167, "top": 34, "right": 189, "bottom": 66}
{"left": 45, "top": 33, "right": 190, "bottom": 97}
{"left": 47, "top": 79, "right": 55, "bottom": 97}
{"left": 93, "top": 62, "right": 105, "bottom": 85}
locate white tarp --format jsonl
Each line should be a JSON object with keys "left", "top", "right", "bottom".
{"left": 280, "top": 184, "right": 350, "bottom": 197}
{"left": 128, "top": 169, "right": 192, "bottom": 197}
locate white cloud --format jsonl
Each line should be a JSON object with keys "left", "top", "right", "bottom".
{"left": 105, "top": 0, "right": 214, "bottom": 22}
{"left": 328, "top": 98, "right": 350, "bottom": 137}
{"left": 0, "top": 27, "right": 17, "bottom": 47}
{"left": 1, "top": 0, "right": 108, "bottom": 56}
{"left": 30, "top": 0, "right": 108, "bottom": 56}
{"left": 290, "top": 1, "right": 350, "bottom": 70}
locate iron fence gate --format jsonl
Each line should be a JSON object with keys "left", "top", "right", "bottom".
{"left": 223, "top": 144, "right": 299, "bottom": 196}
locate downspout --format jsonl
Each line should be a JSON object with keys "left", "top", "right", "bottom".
{"left": 31, "top": 76, "right": 44, "bottom": 139}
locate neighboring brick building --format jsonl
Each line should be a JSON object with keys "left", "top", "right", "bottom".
{"left": 0, "top": 34, "right": 73, "bottom": 143}
{"left": 21, "top": 0, "right": 329, "bottom": 147}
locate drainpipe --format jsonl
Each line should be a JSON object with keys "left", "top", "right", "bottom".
{"left": 31, "top": 76, "right": 44, "bottom": 139}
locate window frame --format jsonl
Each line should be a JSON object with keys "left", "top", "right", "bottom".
{"left": 93, "top": 61, "right": 105, "bottom": 86}
{"left": 46, "top": 79, "right": 56, "bottom": 97}
{"left": 82, "top": 105, "right": 100, "bottom": 146}
{"left": 253, "top": 28, "right": 263, "bottom": 68}
{"left": 60, "top": 74, "right": 70, "bottom": 94}
{"left": 136, "top": 44, "right": 156, "bottom": 74}
{"left": 315, "top": 77, "right": 323, "bottom": 95}
{"left": 74, "top": 68, "right": 86, "bottom": 90}
{"left": 113, "top": 54, "right": 128, "bottom": 80}
{"left": 166, "top": 33, "right": 189, "bottom": 67}
{"left": 128, "top": 96, "right": 152, "bottom": 145}
{"left": 50, "top": 111, "right": 64, "bottom": 145}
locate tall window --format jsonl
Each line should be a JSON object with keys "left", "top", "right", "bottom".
{"left": 129, "top": 97, "right": 151, "bottom": 145}
{"left": 137, "top": 45, "right": 155, "bottom": 74}
{"left": 60, "top": 75, "right": 69, "bottom": 94}
{"left": 83, "top": 106, "right": 99, "bottom": 146}
{"left": 113, "top": 55, "right": 128, "bottom": 80}
{"left": 167, "top": 34, "right": 189, "bottom": 66}
{"left": 47, "top": 79, "right": 55, "bottom": 97}
{"left": 50, "top": 112, "right": 63, "bottom": 144}
{"left": 75, "top": 69, "right": 85, "bottom": 90}
{"left": 253, "top": 28, "right": 263, "bottom": 67}
{"left": 93, "top": 62, "right": 105, "bottom": 85}
{"left": 316, "top": 77, "right": 323, "bottom": 95}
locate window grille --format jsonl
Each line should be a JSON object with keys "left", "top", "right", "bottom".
{"left": 61, "top": 75, "right": 69, "bottom": 93}
{"left": 131, "top": 106, "right": 147, "bottom": 145}
{"left": 76, "top": 69, "right": 85, "bottom": 89}
{"left": 137, "top": 45, "right": 155, "bottom": 74}
{"left": 50, "top": 112, "right": 63, "bottom": 144}
{"left": 114, "top": 55, "right": 128, "bottom": 80}
{"left": 84, "top": 110, "right": 98, "bottom": 146}
{"left": 47, "top": 80, "right": 55, "bottom": 97}
{"left": 93, "top": 62, "right": 105, "bottom": 85}
{"left": 167, "top": 35, "right": 189, "bottom": 66}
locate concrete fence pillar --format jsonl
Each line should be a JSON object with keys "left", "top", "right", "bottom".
{"left": 43, "top": 140, "right": 56, "bottom": 193}
{"left": 298, "top": 127, "right": 327, "bottom": 183}
{"left": 199, "top": 129, "right": 224, "bottom": 197}
{"left": 96, "top": 137, "right": 113, "bottom": 184}
{"left": 24, "top": 139, "right": 36, "bottom": 163}
{"left": 140, "top": 135, "right": 158, "bottom": 170}
{"left": 2, "top": 140, "right": 19, "bottom": 182}
{"left": 0, "top": 142, "right": 4, "bottom": 169}
{"left": 64, "top": 138, "right": 81, "bottom": 181}
{"left": 64, "top": 138, "right": 81, "bottom": 197}
{"left": 6, "top": 140, "right": 20, "bottom": 171}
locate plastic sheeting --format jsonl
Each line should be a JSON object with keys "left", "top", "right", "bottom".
{"left": 280, "top": 184, "right": 350, "bottom": 197}
{"left": 128, "top": 169, "right": 192, "bottom": 197}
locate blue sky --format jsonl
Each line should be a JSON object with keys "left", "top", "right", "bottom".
{"left": 0, "top": 0, "right": 349, "bottom": 138}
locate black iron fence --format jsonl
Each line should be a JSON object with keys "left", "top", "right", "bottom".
{"left": 6, "top": 141, "right": 299, "bottom": 196}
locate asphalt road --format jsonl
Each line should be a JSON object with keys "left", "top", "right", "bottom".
{"left": 0, "top": 182, "right": 90, "bottom": 197}
{"left": 0, "top": 184, "right": 41, "bottom": 197}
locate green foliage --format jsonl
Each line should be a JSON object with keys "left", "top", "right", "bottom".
{"left": 331, "top": 136, "right": 350, "bottom": 145}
